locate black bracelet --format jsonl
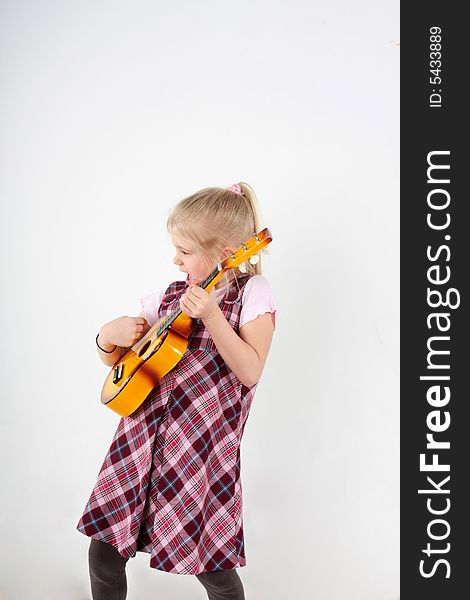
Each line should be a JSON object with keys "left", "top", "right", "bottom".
{"left": 96, "top": 333, "right": 117, "bottom": 353}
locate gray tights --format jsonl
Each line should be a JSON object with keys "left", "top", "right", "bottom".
{"left": 88, "top": 538, "right": 245, "bottom": 600}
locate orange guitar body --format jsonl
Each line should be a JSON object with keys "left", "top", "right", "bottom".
{"left": 100, "top": 312, "right": 193, "bottom": 417}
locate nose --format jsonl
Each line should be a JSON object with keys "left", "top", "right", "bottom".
{"left": 173, "top": 254, "right": 182, "bottom": 266}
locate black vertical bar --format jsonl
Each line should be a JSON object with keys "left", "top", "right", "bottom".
{"left": 401, "top": 3, "right": 468, "bottom": 598}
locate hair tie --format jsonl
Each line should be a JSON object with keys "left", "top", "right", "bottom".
{"left": 227, "top": 183, "right": 244, "bottom": 196}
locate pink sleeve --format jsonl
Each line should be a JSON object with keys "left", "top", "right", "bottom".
{"left": 139, "top": 287, "right": 165, "bottom": 326}
{"left": 239, "top": 275, "right": 278, "bottom": 330}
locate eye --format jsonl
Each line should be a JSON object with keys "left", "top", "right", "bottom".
{"left": 181, "top": 251, "right": 189, "bottom": 255}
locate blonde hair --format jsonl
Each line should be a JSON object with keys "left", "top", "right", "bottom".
{"left": 167, "top": 182, "right": 270, "bottom": 293}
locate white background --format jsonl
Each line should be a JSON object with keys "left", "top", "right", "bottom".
{"left": 0, "top": 1, "right": 399, "bottom": 598}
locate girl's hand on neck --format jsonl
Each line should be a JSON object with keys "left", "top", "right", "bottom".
{"left": 180, "top": 284, "right": 220, "bottom": 321}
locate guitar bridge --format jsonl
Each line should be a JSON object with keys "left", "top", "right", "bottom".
{"left": 112, "top": 363, "right": 124, "bottom": 384}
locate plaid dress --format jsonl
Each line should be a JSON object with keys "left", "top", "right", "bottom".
{"left": 77, "top": 274, "right": 258, "bottom": 575}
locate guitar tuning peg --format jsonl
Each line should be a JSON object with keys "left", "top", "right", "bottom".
{"left": 248, "top": 254, "right": 259, "bottom": 265}
{"left": 238, "top": 262, "right": 247, "bottom": 273}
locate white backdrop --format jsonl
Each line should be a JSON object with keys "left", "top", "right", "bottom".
{"left": 0, "top": 1, "right": 399, "bottom": 599}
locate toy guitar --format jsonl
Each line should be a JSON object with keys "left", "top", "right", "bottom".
{"left": 101, "top": 228, "right": 273, "bottom": 417}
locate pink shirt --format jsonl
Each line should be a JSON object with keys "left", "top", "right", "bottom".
{"left": 140, "top": 274, "right": 278, "bottom": 330}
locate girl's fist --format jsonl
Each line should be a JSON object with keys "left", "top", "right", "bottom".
{"left": 100, "top": 315, "right": 150, "bottom": 348}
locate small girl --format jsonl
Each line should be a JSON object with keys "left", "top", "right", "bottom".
{"left": 77, "top": 182, "right": 278, "bottom": 600}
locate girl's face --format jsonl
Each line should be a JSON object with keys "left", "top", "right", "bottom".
{"left": 171, "top": 234, "right": 211, "bottom": 286}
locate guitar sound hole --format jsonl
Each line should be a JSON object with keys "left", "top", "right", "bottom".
{"left": 138, "top": 341, "right": 152, "bottom": 357}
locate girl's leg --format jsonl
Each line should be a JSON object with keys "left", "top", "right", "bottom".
{"left": 88, "top": 538, "right": 130, "bottom": 600}
{"left": 196, "top": 568, "right": 245, "bottom": 600}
